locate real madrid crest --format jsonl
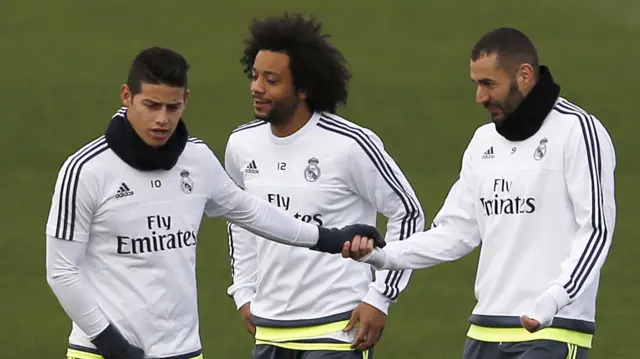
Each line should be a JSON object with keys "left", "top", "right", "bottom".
{"left": 304, "top": 157, "right": 321, "bottom": 182}
{"left": 180, "top": 170, "right": 194, "bottom": 194}
{"left": 533, "top": 137, "right": 548, "bottom": 161}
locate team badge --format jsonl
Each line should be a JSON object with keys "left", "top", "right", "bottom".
{"left": 533, "top": 137, "right": 548, "bottom": 161}
{"left": 304, "top": 157, "right": 321, "bottom": 182}
{"left": 180, "top": 170, "right": 194, "bottom": 194}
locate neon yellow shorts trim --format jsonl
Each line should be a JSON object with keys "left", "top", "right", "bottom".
{"left": 255, "top": 319, "right": 357, "bottom": 351}
{"left": 566, "top": 343, "right": 579, "bottom": 359}
{"left": 66, "top": 348, "right": 204, "bottom": 359}
{"left": 466, "top": 324, "right": 593, "bottom": 349}
{"left": 255, "top": 319, "right": 351, "bottom": 342}
{"left": 255, "top": 339, "right": 353, "bottom": 351}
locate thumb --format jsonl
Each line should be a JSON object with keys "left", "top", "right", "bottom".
{"left": 343, "top": 310, "right": 359, "bottom": 332}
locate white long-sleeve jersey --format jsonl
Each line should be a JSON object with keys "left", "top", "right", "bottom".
{"left": 363, "top": 97, "right": 616, "bottom": 347}
{"left": 225, "top": 112, "right": 424, "bottom": 343}
{"left": 44, "top": 109, "right": 322, "bottom": 359}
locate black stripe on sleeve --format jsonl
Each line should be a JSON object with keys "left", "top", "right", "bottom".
{"left": 554, "top": 101, "right": 607, "bottom": 298}
{"left": 55, "top": 137, "right": 108, "bottom": 240}
{"left": 227, "top": 222, "right": 236, "bottom": 277}
{"left": 317, "top": 115, "right": 421, "bottom": 300}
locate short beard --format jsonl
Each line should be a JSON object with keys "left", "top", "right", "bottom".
{"left": 503, "top": 78, "right": 524, "bottom": 118}
{"left": 258, "top": 96, "right": 300, "bottom": 126}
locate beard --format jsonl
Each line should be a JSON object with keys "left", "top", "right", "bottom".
{"left": 256, "top": 95, "right": 300, "bottom": 125}
{"left": 485, "top": 79, "right": 524, "bottom": 123}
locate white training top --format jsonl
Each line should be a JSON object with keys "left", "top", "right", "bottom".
{"left": 363, "top": 97, "right": 616, "bottom": 335}
{"left": 45, "top": 108, "right": 320, "bottom": 358}
{"left": 225, "top": 112, "right": 424, "bottom": 342}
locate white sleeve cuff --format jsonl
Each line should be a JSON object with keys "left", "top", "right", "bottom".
{"left": 545, "top": 283, "right": 571, "bottom": 310}
{"left": 359, "top": 248, "right": 387, "bottom": 270}
{"left": 232, "top": 289, "right": 255, "bottom": 310}
{"left": 360, "top": 287, "right": 392, "bottom": 315}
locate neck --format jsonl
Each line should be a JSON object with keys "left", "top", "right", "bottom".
{"left": 494, "top": 65, "right": 561, "bottom": 141}
{"left": 105, "top": 107, "right": 188, "bottom": 171}
{"left": 271, "top": 105, "right": 313, "bottom": 138}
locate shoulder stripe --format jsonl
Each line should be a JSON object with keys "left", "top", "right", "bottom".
{"left": 112, "top": 107, "right": 127, "bottom": 119}
{"left": 318, "top": 115, "right": 422, "bottom": 300}
{"left": 55, "top": 137, "right": 109, "bottom": 241}
{"left": 232, "top": 120, "right": 267, "bottom": 134}
{"left": 554, "top": 100, "right": 607, "bottom": 299}
{"left": 188, "top": 136, "right": 205, "bottom": 144}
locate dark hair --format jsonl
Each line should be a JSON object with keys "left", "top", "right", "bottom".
{"left": 471, "top": 27, "right": 539, "bottom": 79}
{"left": 240, "top": 13, "right": 351, "bottom": 113}
{"left": 127, "top": 47, "right": 190, "bottom": 95}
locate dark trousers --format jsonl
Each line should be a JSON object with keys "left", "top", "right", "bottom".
{"left": 463, "top": 338, "right": 589, "bottom": 359}
{"left": 252, "top": 344, "right": 373, "bottom": 359}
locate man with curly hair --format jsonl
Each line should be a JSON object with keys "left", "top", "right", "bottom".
{"left": 224, "top": 13, "right": 425, "bottom": 359}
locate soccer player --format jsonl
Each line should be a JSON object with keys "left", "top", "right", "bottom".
{"left": 225, "top": 13, "right": 424, "bottom": 359}
{"left": 342, "top": 27, "right": 616, "bottom": 359}
{"left": 45, "top": 47, "right": 384, "bottom": 359}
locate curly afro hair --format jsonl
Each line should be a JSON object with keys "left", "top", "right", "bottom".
{"left": 241, "top": 13, "right": 352, "bottom": 113}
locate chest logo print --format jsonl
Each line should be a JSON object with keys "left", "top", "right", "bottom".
{"left": 180, "top": 170, "right": 194, "bottom": 194}
{"left": 533, "top": 138, "right": 548, "bottom": 161}
{"left": 304, "top": 157, "right": 321, "bottom": 182}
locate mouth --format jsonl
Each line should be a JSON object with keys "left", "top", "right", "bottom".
{"left": 150, "top": 129, "right": 170, "bottom": 141}
{"left": 253, "top": 99, "right": 271, "bottom": 113}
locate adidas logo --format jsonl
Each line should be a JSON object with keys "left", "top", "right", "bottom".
{"left": 245, "top": 160, "right": 259, "bottom": 174}
{"left": 115, "top": 182, "right": 135, "bottom": 199}
{"left": 482, "top": 146, "right": 495, "bottom": 159}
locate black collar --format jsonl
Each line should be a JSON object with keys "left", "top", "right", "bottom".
{"left": 105, "top": 108, "right": 188, "bottom": 171}
{"left": 495, "top": 65, "right": 561, "bottom": 141}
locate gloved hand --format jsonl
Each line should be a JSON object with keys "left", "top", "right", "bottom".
{"left": 91, "top": 324, "right": 145, "bottom": 359}
{"left": 312, "top": 224, "right": 385, "bottom": 254}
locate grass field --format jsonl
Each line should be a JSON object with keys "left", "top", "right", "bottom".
{"left": 1, "top": 0, "right": 638, "bottom": 358}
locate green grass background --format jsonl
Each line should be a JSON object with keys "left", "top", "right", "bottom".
{"left": 1, "top": 0, "right": 638, "bottom": 357}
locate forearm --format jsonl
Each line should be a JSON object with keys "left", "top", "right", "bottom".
{"left": 224, "top": 193, "right": 319, "bottom": 248}
{"left": 46, "top": 236, "right": 109, "bottom": 338}
{"left": 362, "top": 228, "right": 478, "bottom": 270}
{"left": 226, "top": 223, "right": 258, "bottom": 309}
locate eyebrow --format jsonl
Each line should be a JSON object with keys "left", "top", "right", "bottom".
{"left": 252, "top": 68, "right": 281, "bottom": 77}
{"left": 471, "top": 78, "right": 495, "bottom": 85}
{"left": 142, "top": 99, "right": 183, "bottom": 106}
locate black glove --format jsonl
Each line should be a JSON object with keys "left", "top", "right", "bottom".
{"left": 312, "top": 224, "right": 386, "bottom": 254}
{"left": 91, "top": 324, "right": 145, "bottom": 359}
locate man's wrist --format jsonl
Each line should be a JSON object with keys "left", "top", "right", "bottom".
{"left": 542, "top": 283, "right": 571, "bottom": 311}
{"left": 361, "top": 288, "right": 392, "bottom": 315}
{"left": 360, "top": 248, "right": 387, "bottom": 270}
{"left": 232, "top": 289, "right": 255, "bottom": 310}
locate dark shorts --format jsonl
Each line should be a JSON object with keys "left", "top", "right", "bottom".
{"left": 463, "top": 338, "right": 589, "bottom": 359}
{"left": 252, "top": 344, "right": 373, "bottom": 359}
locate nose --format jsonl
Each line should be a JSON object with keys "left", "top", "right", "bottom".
{"left": 476, "top": 87, "right": 489, "bottom": 105}
{"left": 251, "top": 78, "right": 265, "bottom": 96}
{"left": 154, "top": 108, "right": 171, "bottom": 126}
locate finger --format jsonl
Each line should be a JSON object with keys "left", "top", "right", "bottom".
{"left": 351, "top": 322, "right": 368, "bottom": 349}
{"left": 341, "top": 242, "right": 351, "bottom": 258}
{"left": 343, "top": 311, "right": 359, "bottom": 332}
{"left": 368, "top": 238, "right": 374, "bottom": 252}
{"left": 350, "top": 236, "right": 362, "bottom": 258}
{"left": 358, "top": 327, "right": 381, "bottom": 351}
{"left": 520, "top": 316, "right": 538, "bottom": 332}
{"left": 359, "top": 236, "right": 369, "bottom": 253}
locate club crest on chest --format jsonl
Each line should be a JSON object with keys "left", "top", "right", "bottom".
{"left": 533, "top": 138, "right": 548, "bottom": 161}
{"left": 304, "top": 157, "right": 321, "bottom": 182}
{"left": 180, "top": 170, "right": 193, "bottom": 194}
